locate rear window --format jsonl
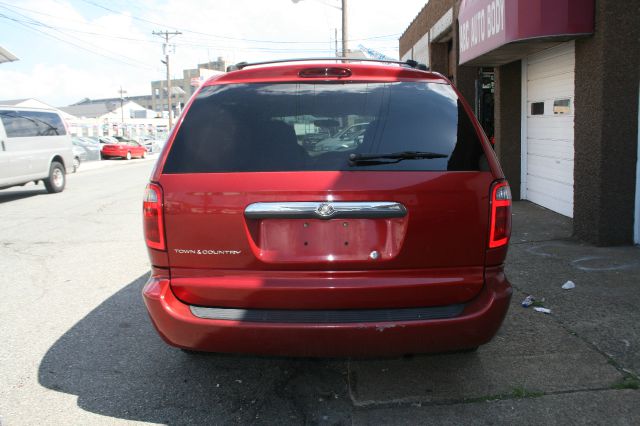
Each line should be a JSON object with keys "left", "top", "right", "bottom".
{"left": 0, "top": 110, "right": 67, "bottom": 138}
{"left": 163, "top": 81, "right": 486, "bottom": 173}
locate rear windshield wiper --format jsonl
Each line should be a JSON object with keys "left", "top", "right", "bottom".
{"left": 349, "top": 151, "right": 448, "bottom": 166}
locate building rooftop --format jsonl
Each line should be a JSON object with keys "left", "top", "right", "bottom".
{"left": 0, "top": 46, "right": 18, "bottom": 64}
{"left": 71, "top": 95, "right": 151, "bottom": 106}
{"left": 59, "top": 102, "right": 118, "bottom": 118}
{"left": 0, "top": 98, "right": 30, "bottom": 106}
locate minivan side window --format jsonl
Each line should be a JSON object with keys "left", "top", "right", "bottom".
{"left": 0, "top": 110, "right": 67, "bottom": 138}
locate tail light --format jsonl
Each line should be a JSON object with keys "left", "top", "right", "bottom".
{"left": 143, "top": 183, "right": 165, "bottom": 251}
{"left": 299, "top": 67, "right": 352, "bottom": 78}
{"left": 489, "top": 181, "right": 512, "bottom": 248}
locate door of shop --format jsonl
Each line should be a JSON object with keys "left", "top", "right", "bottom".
{"left": 524, "top": 41, "right": 575, "bottom": 217}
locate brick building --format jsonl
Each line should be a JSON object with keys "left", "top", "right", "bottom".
{"left": 400, "top": 0, "right": 640, "bottom": 245}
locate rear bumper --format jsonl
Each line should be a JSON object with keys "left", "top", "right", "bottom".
{"left": 142, "top": 267, "right": 512, "bottom": 357}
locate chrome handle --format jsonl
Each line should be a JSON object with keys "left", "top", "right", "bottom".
{"left": 245, "top": 201, "right": 407, "bottom": 220}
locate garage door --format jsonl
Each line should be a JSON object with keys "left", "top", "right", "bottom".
{"left": 525, "top": 41, "right": 575, "bottom": 217}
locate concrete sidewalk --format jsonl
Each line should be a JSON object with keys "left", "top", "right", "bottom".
{"left": 76, "top": 153, "right": 159, "bottom": 173}
{"left": 507, "top": 201, "right": 640, "bottom": 377}
{"left": 352, "top": 201, "right": 640, "bottom": 424}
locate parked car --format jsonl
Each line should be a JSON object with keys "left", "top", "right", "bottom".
{"left": 139, "top": 136, "right": 162, "bottom": 153}
{"left": 78, "top": 135, "right": 100, "bottom": 145}
{"left": 81, "top": 136, "right": 104, "bottom": 149}
{"left": 98, "top": 136, "right": 119, "bottom": 145}
{"left": 0, "top": 106, "right": 73, "bottom": 193}
{"left": 101, "top": 140, "right": 147, "bottom": 160}
{"left": 83, "top": 136, "right": 103, "bottom": 145}
{"left": 142, "top": 59, "right": 512, "bottom": 357}
{"left": 72, "top": 136, "right": 101, "bottom": 162}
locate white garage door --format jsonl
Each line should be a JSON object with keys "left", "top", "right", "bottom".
{"left": 525, "top": 41, "right": 575, "bottom": 217}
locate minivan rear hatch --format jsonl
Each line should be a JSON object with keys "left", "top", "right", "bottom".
{"left": 158, "top": 76, "right": 496, "bottom": 309}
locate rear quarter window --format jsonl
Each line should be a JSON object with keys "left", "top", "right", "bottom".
{"left": 0, "top": 110, "right": 67, "bottom": 138}
{"left": 163, "top": 81, "right": 486, "bottom": 173}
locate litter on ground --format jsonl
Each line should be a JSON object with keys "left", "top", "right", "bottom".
{"left": 521, "top": 295, "right": 535, "bottom": 307}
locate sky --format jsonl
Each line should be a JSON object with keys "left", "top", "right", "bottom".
{"left": 0, "top": 0, "right": 427, "bottom": 107}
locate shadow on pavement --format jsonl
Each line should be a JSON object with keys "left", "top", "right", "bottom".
{"left": 0, "top": 187, "right": 47, "bottom": 204}
{"left": 38, "top": 270, "right": 624, "bottom": 423}
{"left": 37, "top": 273, "right": 352, "bottom": 424}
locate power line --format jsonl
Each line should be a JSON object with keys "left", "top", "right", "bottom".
{"left": 0, "top": 13, "right": 397, "bottom": 63}
{"left": 0, "top": 1, "right": 126, "bottom": 34}
{"left": 0, "top": 13, "right": 353, "bottom": 56}
{"left": 0, "top": 1, "right": 399, "bottom": 55}
{"left": 0, "top": 6, "right": 157, "bottom": 46}
{"left": 0, "top": 12, "right": 154, "bottom": 71}
{"left": 79, "top": 0, "right": 400, "bottom": 45}
{"left": 0, "top": 6, "right": 154, "bottom": 68}
{"left": 0, "top": 2, "right": 400, "bottom": 68}
{"left": 0, "top": 7, "right": 357, "bottom": 54}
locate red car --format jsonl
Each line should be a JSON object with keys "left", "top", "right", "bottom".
{"left": 142, "top": 59, "right": 512, "bottom": 357}
{"left": 101, "top": 140, "right": 147, "bottom": 160}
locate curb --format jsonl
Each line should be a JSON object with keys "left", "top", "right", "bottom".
{"left": 76, "top": 154, "right": 159, "bottom": 173}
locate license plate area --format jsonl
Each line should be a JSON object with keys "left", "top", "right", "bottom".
{"left": 250, "top": 218, "right": 407, "bottom": 263}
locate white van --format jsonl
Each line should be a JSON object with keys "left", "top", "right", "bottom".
{"left": 0, "top": 106, "right": 73, "bottom": 193}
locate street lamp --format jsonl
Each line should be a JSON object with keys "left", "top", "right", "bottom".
{"left": 292, "top": 0, "right": 348, "bottom": 57}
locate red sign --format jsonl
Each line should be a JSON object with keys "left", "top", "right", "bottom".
{"left": 459, "top": 0, "right": 507, "bottom": 64}
{"left": 459, "top": 0, "right": 595, "bottom": 65}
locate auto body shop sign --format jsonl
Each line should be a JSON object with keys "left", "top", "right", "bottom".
{"left": 459, "top": 0, "right": 506, "bottom": 64}
{"left": 458, "top": 0, "right": 595, "bottom": 66}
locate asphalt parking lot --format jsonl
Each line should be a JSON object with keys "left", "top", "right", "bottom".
{"left": 1, "top": 158, "right": 638, "bottom": 425}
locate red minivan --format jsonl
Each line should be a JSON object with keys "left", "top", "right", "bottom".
{"left": 142, "top": 59, "right": 512, "bottom": 357}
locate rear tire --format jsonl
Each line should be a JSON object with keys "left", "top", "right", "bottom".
{"left": 126, "top": 151, "right": 132, "bottom": 160}
{"left": 44, "top": 161, "right": 65, "bottom": 193}
{"left": 141, "top": 151, "right": 146, "bottom": 159}
{"left": 72, "top": 156, "right": 80, "bottom": 173}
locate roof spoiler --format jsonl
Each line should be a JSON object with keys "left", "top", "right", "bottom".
{"left": 226, "top": 58, "right": 429, "bottom": 72}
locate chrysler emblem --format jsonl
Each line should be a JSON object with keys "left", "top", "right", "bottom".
{"left": 316, "top": 203, "right": 336, "bottom": 217}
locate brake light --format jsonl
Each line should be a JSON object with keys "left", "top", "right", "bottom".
{"left": 143, "top": 183, "right": 165, "bottom": 251}
{"left": 299, "top": 67, "right": 352, "bottom": 78}
{"left": 489, "top": 181, "right": 512, "bottom": 248}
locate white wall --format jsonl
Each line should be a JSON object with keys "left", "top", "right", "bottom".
{"left": 400, "top": 32, "right": 430, "bottom": 66}
{"left": 412, "top": 32, "right": 430, "bottom": 67}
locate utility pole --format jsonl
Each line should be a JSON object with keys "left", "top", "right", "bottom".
{"left": 341, "top": 0, "right": 348, "bottom": 57}
{"left": 292, "top": 0, "right": 347, "bottom": 57}
{"left": 335, "top": 28, "right": 338, "bottom": 57}
{"left": 152, "top": 30, "right": 182, "bottom": 129}
{"left": 118, "top": 86, "right": 127, "bottom": 134}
